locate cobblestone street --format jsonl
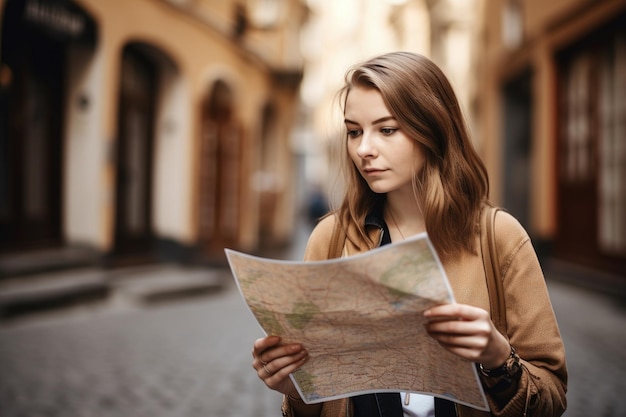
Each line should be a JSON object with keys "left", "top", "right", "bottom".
{"left": 546, "top": 278, "right": 626, "bottom": 417}
{"left": 0, "top": 259, "right": 624, "bottom": 417}
{"left": 0, "top": 273, "right": 284, "bottom": 417}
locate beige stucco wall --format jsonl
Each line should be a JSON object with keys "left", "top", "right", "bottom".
{"left": 58, "top": 0, "right": 298, "bottom": 252}
{"left": 64, "top": 42, "right": 107, "bottom": 247}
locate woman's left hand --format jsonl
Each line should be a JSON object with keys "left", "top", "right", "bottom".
{"left": 423, "top": 303, "right": 511, "bottom": 369}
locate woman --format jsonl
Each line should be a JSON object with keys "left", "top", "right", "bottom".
{"left": 252, "top": 52, "right": 567, "bottom": 417}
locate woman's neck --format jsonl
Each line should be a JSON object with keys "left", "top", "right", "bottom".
{"left": 384, "top": 195, "right": 425, "bottom": 241}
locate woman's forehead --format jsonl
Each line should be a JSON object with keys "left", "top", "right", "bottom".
{"left": 344, "top": 87, "right": 392, "bottom": 119}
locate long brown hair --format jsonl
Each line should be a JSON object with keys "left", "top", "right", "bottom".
{"left": 336, "top": 51, "right": 489, "bottom": 260}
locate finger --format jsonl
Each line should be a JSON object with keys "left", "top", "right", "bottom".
{"left": 252, "top": 336, "right": 282, "bottom": 365}
{"left": 258, "top": 349, "right": 307, "bottom": 377}
{"left": 435, "top": 342, "right": 486, "bottom": 362}
{"left": 429, "top": 332, "right": 489, "bottom": 350}
{"left": 424, "top": 303, "right": 487, "bottom": 321}
{"left": 425, "top": 318, "right": 491, "bottom": 336}
{"left": 253, "top": 335, "right": 281, "bottom": 357}
{"left": 254, "top": 342, "right": 306, "bottom": 369}
{"left": 260, "top": 351, "right": 309, "bottom": 386}
{"left": 256, "top": 350, "right": 308, "bottom": 393}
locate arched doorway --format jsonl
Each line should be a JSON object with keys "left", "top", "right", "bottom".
{"left": 112, "top": 43, "right": 158, "bottom": 260}
{"left": 198, "top": 80, "right": 242, "bottom": 256}
{"left": 0, "top": 0, "right": 97, "bottom": 252}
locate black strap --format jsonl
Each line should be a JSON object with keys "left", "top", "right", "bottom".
{"left": 353, "top": 393, "right": 403, "bottom": 417}
{"left": 435, "top": 397, "right": 458, "bottom": 417}
{"left": 353, "top": 394, "right": 457, "bottom": 417}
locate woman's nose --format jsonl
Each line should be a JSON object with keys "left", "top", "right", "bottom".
{"left": 356, "top": 133, "right": 377, "bottom": 158}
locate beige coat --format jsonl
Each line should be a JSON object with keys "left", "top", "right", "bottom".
{"left": 282, "top": 210, "right": 567, "bottom": 417}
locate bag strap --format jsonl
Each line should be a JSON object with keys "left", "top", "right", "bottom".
{"left": 328, "top": 216, "right": 347, "bottom": 259}
{"left": 481, "top": 206, "right": 507, "bottom": 336}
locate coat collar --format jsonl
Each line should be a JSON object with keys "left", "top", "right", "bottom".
{"left": 365, "top": 203, "right": 391, "bottom": 247}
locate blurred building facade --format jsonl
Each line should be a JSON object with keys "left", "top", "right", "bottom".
{"left": 4, "top": 0, "right": 622, "bottom": 284}
{"left": 476, "top": 0, "right": 626, "bottom": 278}
{"left": 296, "top": 0, "right": 483, "bottom": 207}
{"left": 0, "top": 0, "right": 306, "bottom": 267}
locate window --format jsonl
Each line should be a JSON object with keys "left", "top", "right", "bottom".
{"left": 599, "top": 33, "right": 626, "bottom": 254}
{"left": 561, "top": 53, "right": 593, "bottom": 184}
{"left": 502, "top": 0, "right": 523, "bottom": 49}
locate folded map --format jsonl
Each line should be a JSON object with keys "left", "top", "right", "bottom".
{"left": 225, "top": 233, "right": 489, "bottom": 411}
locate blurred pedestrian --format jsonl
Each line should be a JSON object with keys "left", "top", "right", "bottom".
{"left": 306, "top": 183, "right": 329, "bottom": 226}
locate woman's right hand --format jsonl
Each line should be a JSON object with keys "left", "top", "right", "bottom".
{"left": 252, "top": 335, "right": 309, "bottom": 397}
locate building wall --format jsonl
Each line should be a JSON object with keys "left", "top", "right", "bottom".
{"left": 477, "top": 0, "right": 626, "bottom": 275}
{"left": 0, "top": 0, "right": 305, "bottom": 262}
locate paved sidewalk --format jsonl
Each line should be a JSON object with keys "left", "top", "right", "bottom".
{"left": 546, "top": 278, "right": 626, "bottom": 417}
{"left": 0, "top": 271, "right": 284, "bottom": 417}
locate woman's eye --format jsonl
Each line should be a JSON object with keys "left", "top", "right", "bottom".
{"left": 347, "top": 129, "right": 361, "bottom": 138}
{"left": 380, "top": 127, "right": 398, "bottom": 135}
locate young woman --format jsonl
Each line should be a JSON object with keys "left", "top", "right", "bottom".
{"left": 251, "top": 52, "right": 567, "bottom": 417}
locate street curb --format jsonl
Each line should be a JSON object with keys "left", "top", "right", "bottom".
{"left": 0, "top": 270, "right": 110, "bottom": 319}
{"left": 0, "top": 264, "right": 228, "bottom": 321}
{"left": 0, "top": 247, "right": 100, "bottom": 279}
{"left": 112, "top": 265, "right": 228, "bottom": 305}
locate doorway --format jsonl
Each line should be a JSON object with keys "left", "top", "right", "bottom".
{"left": 0, "top": 2, "right": 66, "bottom": 252}
{"left": 198, "top": 80, "right": 242, "bottom": 257}
{"left": 555, "top": 16, "right": 626, "bottom": 275}
{"left": 502, "top": 71, "right": 532, "bottom": 228}
{"left": 112, "top": 45, "right": 157, "bottom": 260}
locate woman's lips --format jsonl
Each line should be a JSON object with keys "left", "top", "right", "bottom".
{"left": 363, "top": 168, "right": 386, "bottom": 175}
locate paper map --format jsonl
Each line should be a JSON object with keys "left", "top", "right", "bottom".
{"left": 225, "top": 233, "right": 489, "bottom": 411}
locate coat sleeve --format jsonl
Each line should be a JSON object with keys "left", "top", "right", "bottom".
{"left": 484, "top": 211, "right": 567, "bottom": 417}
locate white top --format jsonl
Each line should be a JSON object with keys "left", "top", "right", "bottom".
{"left": 401, "top": 393, "right": 435, "bottom": 417}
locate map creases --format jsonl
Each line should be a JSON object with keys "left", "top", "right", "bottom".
{"left": 226, "top": 233, "right": 489, "bottom": 411}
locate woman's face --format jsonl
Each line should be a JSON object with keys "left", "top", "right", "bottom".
{"left": 345, "top": 86, "right": 424, "bottom": 196}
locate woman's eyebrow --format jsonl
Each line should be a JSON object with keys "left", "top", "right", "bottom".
{"left": 371, "top": 116, "right": 395, "bottom": 124}
{"left": 344, "top": 116, "right": 395, "bottom": 125}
